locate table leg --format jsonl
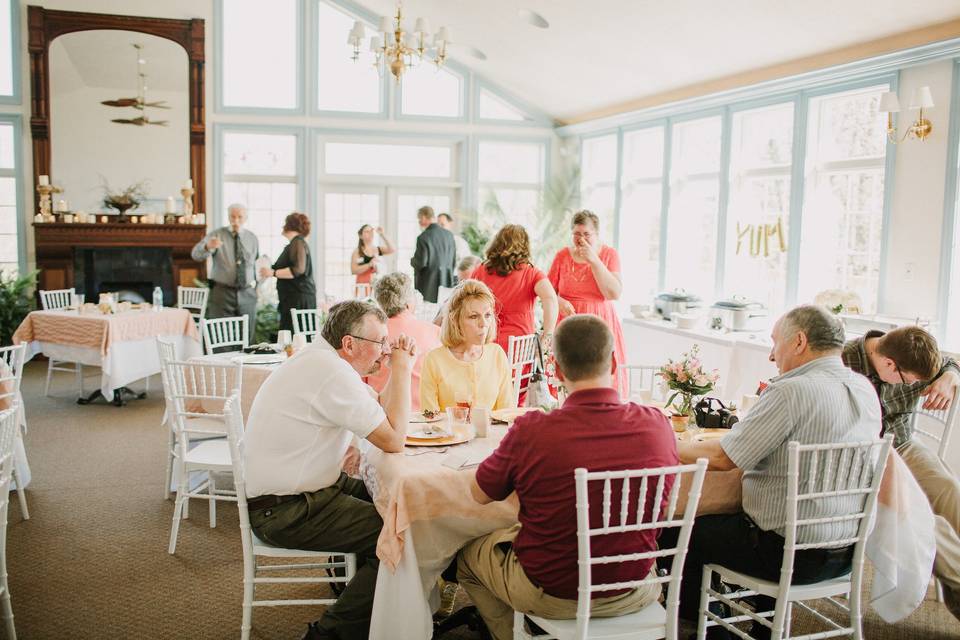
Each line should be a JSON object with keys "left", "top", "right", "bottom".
{"left": 433, "top": 606, "right": 490, "bottom": 639}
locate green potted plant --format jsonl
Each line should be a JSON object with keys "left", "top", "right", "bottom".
{"left": 0, "top": 270, "right": 38, "bottom": 345}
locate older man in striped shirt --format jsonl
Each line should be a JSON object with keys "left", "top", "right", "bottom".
{"left": 669, "top": 305, "right": 881, "bottom": 639}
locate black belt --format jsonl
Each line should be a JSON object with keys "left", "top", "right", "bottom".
{"left": 210, "top": 280, "right": 252, "bottom": 291}
{"left": 247, "top": 493, "right": 302, "bottom": 511}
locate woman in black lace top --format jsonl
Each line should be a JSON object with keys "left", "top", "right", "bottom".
{"left": 259, "top": 212, "right": 316, "bottom": 333}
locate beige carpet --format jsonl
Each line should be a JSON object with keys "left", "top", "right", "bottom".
{"left": 6, "top": 361, "right": 960, "bottom": 639}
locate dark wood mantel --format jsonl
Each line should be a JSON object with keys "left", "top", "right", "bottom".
{"left": 33, "top": 222, "right": 206, "bottom": 292}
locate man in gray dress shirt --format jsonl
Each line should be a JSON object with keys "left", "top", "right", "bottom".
{"left": 190, "top": 203, "right": 259, "bottom": 343}
{"left": 667, "top": 305, "right": 881, "bottom": 639}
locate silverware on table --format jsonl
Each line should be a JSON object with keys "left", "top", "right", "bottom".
{"left": 404, "top": 447, "right": 449, "bottom": 456}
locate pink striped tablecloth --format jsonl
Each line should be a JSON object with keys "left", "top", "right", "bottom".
{"left": 13, "top": 307, "right": 198, "bottom": 354}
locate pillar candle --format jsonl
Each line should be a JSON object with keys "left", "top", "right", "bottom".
{"left": 184, "top": 179, "right": 193, "bottom": 189}
{"left": 165, "top": 196, "right": 176, "bottom": 214}
{"left": 38, "top": 175, "right": 49, "bottom": 186}
{"left": 100, "top": 215, "right": 108, "bottom": 223}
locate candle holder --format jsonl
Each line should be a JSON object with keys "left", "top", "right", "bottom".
{"left": 36, "top": 183, "right": 62, "bottom": 222}
{"left": 181, "top": 187, "right": 195, "bottom": 218}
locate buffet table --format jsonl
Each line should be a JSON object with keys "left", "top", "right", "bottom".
{"left": 622, "top": 317, "right": 778, "bottom": 403}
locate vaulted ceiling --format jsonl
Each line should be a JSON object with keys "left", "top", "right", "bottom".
{"left": 355, "top": 0, "right": 960, "bottom": 123}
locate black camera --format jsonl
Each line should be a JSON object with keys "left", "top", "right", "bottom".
{"left": 694, "top": 397, "right": 740, "bottom": 429}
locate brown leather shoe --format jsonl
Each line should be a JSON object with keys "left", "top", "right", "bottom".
{"left": 299, "top": 622, "right": 329, "bottom": 640}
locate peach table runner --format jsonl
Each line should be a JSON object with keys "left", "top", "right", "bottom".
{"left": 366, "top": 421, "right": 743, "bottom": 572}
{"left": 13, "top": 308, "right": 199, "bottom": 356}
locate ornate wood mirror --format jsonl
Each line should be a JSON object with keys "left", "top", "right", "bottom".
{"left": 27, "top": 6, "right": 205, "bottom": 213}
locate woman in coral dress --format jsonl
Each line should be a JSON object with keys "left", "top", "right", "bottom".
{"left": 547, "top": 210, "right": 628, "bottom": 397}
{"left": 470, "top": 224, "right": 558, "bottom": 355}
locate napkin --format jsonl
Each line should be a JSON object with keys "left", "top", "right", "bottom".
{"left": 441, "top": 451, "right": 489, "bottom": 470}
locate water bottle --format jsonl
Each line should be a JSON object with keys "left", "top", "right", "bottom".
{"left": 152, "top": 286, "right": 164, "bottom": 310}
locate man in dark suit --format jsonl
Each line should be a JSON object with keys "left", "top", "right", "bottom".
{"left": 411, "top": 206, "right": 457, "bottom": 303}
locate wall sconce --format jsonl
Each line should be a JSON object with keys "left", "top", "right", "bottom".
{"left": 879, "top": 86, "right": 934, "bottom": 143}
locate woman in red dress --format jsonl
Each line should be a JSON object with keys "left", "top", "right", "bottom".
{"left": 471, "top": 223, "right": 558, "bottom": 365}
{"left": 547, "top": 210, "right": 627, "bottom": 397}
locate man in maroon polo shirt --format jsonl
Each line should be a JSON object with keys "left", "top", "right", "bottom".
{"left": 457, "top": 314, "right": 679, "bottom": 640}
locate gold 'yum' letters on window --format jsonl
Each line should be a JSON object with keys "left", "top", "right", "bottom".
{"left": 736, "top": 216, "right": 787, "bottom": 258}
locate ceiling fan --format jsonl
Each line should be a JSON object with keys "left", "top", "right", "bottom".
{"left": 100, "top": 44, "right": 169, "bottom": 126}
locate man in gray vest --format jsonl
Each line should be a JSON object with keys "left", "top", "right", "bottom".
{"left": 191, "top": 203, "right": 259, "bottom": 343}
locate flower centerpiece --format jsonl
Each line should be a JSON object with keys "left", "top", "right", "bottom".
{"left": 101, "top": 179, "right": 148, "bottom": 223}
{"left": 657, "top": 344, "right": 720, "bottom": 430}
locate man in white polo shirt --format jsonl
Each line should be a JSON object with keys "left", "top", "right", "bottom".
{"left": 243, "top": 299, "right": 416, "bottom": 640}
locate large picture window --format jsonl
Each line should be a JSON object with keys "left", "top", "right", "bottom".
{"left": 797, "top": 85, "right": 889, "bottom": 313}
{"left": 221, "top": 0, "right": 298, "bottom": 110}
{"left": 723, "top": 103, "right": 794, "bottom": 312}
{"left": 619, "top": 126, "right": 664, "bottom": 304}
{"left": 579, "top": 134, "right": 618, "bottom": 243}
{"left": 664, "top": 116, "right": 722, "bottom": 297}
{"left": 0, "top": 0, "right": 14, "bottom": 99}
{"left": 0, "top": 121, "right": 17, "bottom": 272}
{"left": 316, "top": 1, "right": 380, "bottom": 113}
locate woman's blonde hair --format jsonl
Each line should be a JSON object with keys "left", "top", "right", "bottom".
{"left": 483, "top": 224, "right": 531, "bottom": 277}
{"left": 440, "top": 279, "right": 497, "bottom": 348}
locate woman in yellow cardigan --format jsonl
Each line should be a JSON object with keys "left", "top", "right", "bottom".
{"left": 420, "top": 279, "right": 515, "bottom": 412}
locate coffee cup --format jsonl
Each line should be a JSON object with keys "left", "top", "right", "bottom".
{"left": 291, "top": 333, "right": 308, "bottom": 351}
{"left": 471, "top": 407, "right": 490, "bottom": 438}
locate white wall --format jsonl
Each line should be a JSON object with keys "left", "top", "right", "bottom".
{"left": 881, "top": 60, "right": 955, "bottom": 324}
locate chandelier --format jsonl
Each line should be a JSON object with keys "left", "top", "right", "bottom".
{"left": 347, "top": 3, "right": 450, "bottom": 82}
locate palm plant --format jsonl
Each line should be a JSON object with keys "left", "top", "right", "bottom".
{"left": 0, "top": 270, "right": 37, "bottom": 345}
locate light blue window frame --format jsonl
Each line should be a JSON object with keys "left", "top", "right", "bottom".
{"left": 212, "top": 123, "right": 307, "bottom": 230}
{"left": 0, "top": 0, "right": 21, "bottom": 105}
{"left": 474, "top": 78, "right": 553, "bottom": 128}
{"left": 937, "top": 58, "right": 960, "bottom": 343}
{"left": 576, "top": 74, "right": 898, "bottom": 309}
{"left": 0, "top": 114, "right": 25, "bottom": 274}
{"left": 214, "top": 0, "right": 306, "bottom": 115}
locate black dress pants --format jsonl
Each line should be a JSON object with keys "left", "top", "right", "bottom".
{"left": 659, "top": 512, "right": 854, "bottom": 624}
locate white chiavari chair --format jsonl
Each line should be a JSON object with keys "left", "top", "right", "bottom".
{"left": 514, "top": 459, "right": 709, "bottom": 640}
{"left": 39, "top": 288, "right": 86, "bottom": 397}
{"left": 201, "top": 316, "right": 249, "bottom": 355}
{"left": 909, "top": 393, "right": 958, "bottom": 602}
{"left": 0, "top": 345, "right": 27, "bottom": 520}
{"left": 353, "top": 283, "right": 373, "bottom": 299}
{"left": 624, "top": 365, "right": 663, "bottom": 405}
{"left": 164, "top": 359, "right": 242, "bottom": 553}
{"left": 0, "top": 405, "right": 20, "bottom": 639}
{"left": 290, "top": 308, "right": 319, "bottom": 343}
{"left": 507, "top": 334, "right": 539, "bottom": 406}
{"left": 177, "top": 286, "right": 209, "bottom": 330}
{"left": 696, "top": 436, "right": 892, "bottom": 640}
{"left": 223, "top": 392, "right": 356, "bottom": 640}
{"left": 910, "top": 393, "right": 958, "bottom": 464}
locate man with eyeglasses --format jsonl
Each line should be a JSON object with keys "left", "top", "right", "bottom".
{"left": 242, "top": 300, "right": 417, "bottom": 640}
{"left": 842, "top": 325, "right": 960, "bottom": 619}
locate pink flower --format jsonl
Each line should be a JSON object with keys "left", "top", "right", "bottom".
{"left": 677, "top": 372, "right": 688, "bottom": 383}
{"left": 689, "top": 358, "right": 701, "bottom": 370}
{"left": 694, "top": 374, "right": 708, "bottom": 386}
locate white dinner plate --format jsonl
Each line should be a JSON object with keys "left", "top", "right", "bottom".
{"left": 407, "top": 428, "right": 449, "bottom": 440}
{"left": 230, "top": 353, "right": 287, "bottom": 365}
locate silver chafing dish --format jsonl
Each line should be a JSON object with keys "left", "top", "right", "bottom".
{"left": 654, "top": 289, "right": 702, "bottom": 320}
{"left": 710, "top": 296, "right": 768, "bottom": 331}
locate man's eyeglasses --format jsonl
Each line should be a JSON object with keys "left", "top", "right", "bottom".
{"left": 895, "top": 364, "right": 907, "bottom": 385}
{"left": 348, "top": 334, "right": 389, "bottom": 351}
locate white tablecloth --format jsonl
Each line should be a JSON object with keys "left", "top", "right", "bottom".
{"left": 22, "top": 334, "right": 201, "bottom": 399}
{"left": 623, "top": 317, "right": 778, "bottom": 403}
